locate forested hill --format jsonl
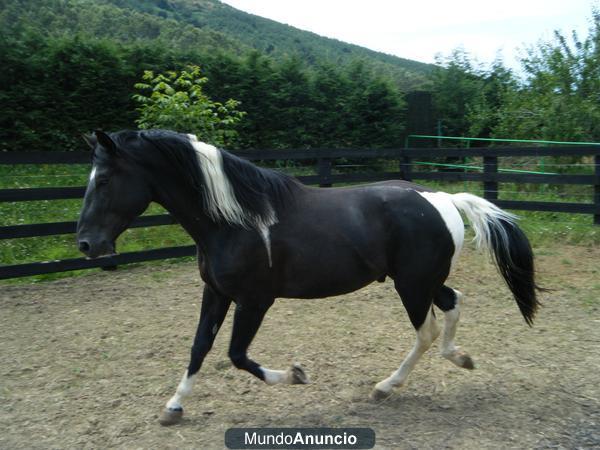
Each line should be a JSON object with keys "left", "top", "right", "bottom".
{"left": 1, "top": 0, "right": 433, "bottom": 90}
{"left": 111, "top": 0, "right": 434, "bottom": 88}
{"left": 1, "top": 0, "right": 432, "bottom": 152}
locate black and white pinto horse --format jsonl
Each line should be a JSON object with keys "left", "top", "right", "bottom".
{"left": 77, "top": 130, "right": 540, "bottom": 426}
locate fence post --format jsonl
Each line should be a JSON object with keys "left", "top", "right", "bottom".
{"left": 318, "top": 158, "right": 332, "bottom": 187}
{"left": 594, "top": 153, "right": 600, "bottom": 225}
{"left": 483, "top": 155, "right": 498, "bottom": 201}
{"left": 400, "top": 149, "right": 412, "bottom": 181}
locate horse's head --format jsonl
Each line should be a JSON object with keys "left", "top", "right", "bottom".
{"left": 76, "top": 130, "right": 152, "bottom": 258}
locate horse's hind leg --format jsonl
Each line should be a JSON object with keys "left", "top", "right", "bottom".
{"left": 434, "top": 286, "right": 474, "bottom": 370}
{"left": 160, "top": 285, "right": 231, "bottom": 426}
{"left": 371, "top": 282, "right": 440, "bottom": 400}
{"left": 228, "top": 300, "right": 309, "bottom": 386}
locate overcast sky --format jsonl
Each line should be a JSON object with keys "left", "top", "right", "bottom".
{"left": 221, "top": 0, "right": 595, "bottom": 70}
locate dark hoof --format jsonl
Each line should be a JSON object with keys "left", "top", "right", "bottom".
{"left": 460, "top": 355, "right": 475, "bottom": 370}
{"left": 289, "top": 364, "right": 309, "bottom": 384}
{"left": 159, "top": 407, "right": 183, "bottom": 426}
{"left": 370, "top": 388, "right": 392, "bottom": 402}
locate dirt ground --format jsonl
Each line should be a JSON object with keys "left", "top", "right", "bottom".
{"left": 1, "top": 244, "right": 599, "bottom": 449}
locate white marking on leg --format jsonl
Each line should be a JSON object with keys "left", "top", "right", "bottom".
{"left": 375, "top": 309, "right": 439, "bottom": 394}
{"left": 89, "top": 166, "right": 97, "bottom": 183}
{"left": 418, "top": 192, "right": 465, "bottom": 269}
{"left": 260, "top": 365, "right": 309, "bottom": 385}
{"left": 261, "top": 367, "right": 289, "bottom": 385}
{"left": 166, "top": 370, "right": 197, "bottom": 410}
{"left": 441, "top": 306, "right": 460, "bottom": 358}
{"left": 440, "top": 290, "right": 472, "bottom": 367}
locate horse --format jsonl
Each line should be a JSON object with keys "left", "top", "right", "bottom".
{"left": 76, "top": 129, "right": 541, "bottom": 426}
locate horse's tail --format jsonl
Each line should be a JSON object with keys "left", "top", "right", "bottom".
{"left": 449, "top": 193, "right": 541, "bottom": 326}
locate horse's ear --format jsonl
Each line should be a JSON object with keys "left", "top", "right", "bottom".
{"left": 94, "top": 130, "right": 117, "bottom": 155}
{"left": 82, "top": 133, "right": 96, "bottom": 150}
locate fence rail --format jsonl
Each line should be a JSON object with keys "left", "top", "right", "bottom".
{"left": 1, "top": 146, "right": 599, "bottom": 279}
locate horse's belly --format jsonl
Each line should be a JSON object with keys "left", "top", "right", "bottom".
{"left": 280, "top": 274, "right": 376, "bottom": 299}
{"left": 278, "top": 244, "right": 384, "bottom": 299}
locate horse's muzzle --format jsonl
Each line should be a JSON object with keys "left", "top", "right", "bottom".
{"left": 77, "top": 237, "right": 116, "bottom": 259}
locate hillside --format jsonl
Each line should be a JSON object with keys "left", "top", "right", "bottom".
{"left": 107, "top": 0, "right": 434, "bottom": 89}
{"left": 0, "top": 0, "right": 426, "bottom": 152}
{"left": 1, "top": 0, "right": 434, "bottom": 90}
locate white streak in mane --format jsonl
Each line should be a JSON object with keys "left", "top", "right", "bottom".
{"left": 258, "top": 225, "right": 273, "bottom": 268}
{"left": 187, "top": 134, "right": 277, "bottom": 266}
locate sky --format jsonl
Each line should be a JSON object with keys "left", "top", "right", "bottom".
{"left": 221, "top": 0, "right": 595, "bottom": 70}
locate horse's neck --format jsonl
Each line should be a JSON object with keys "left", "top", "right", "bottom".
{"left": 153, "top": 179, "right": 219, "bottom": 246}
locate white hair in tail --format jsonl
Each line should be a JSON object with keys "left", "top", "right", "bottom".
{"left": 448, "top": 192, "right": 539, "bottom": 326}
{"left": 449, "top": 192, "right": 517, "bottom": 254}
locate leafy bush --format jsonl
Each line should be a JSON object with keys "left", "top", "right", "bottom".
{"left": 133, "top": 66, "right": 246, "bottom": 147}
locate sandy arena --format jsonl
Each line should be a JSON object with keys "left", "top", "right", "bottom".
{"left": 1, "top": 244, "right": 599, "bottom": 449}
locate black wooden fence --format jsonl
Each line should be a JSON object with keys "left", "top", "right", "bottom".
{"left": 1, "top": 146, "right": 599, "bottom": 279}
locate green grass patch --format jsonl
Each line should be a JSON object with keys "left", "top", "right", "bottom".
{"left": 0, "top": 163, "right": 196, "bottom": 283}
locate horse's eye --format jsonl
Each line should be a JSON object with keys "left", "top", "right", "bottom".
{"left": 97, "top": 177, "right": 109, "bottom": 186}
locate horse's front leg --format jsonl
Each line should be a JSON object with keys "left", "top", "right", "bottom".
{"left": 159, "top": 285, "right": 231, "bottom": 426}
{"left": 228, "top": 301, "right": 309, "bottom": 386}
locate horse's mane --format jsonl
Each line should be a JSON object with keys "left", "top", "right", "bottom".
{"left": 111, "top": 129, "right": 301, "bottom": 229}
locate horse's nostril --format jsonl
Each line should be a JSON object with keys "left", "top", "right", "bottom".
{"left": 78, "top": 240, "right": 91, "bottom": 253}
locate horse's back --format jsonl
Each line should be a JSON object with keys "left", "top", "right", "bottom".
{"left": 321, "top": 182, "right": 459, "bottom": 280}
{"left": 269, "top": 182, "right": 457, "bottom": 297}
{"left": 359, "top": 179, "right": 435, "bottom": 192}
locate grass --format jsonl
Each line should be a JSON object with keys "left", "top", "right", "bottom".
{"left": 1, "top": 158, "right": 598, "bottom": 284}
{"left": 0, "top": 164, "right": 194, "bottom": 283}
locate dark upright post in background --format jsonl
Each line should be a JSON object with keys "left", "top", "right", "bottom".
{"left": 483, "top": 154, "right": 498, "bottom": 202}
{"left": 594, "top": 153, "right": 600, "bottom": 225}
{"left": 318, "top": 158, "right": 332, "bottom": 187}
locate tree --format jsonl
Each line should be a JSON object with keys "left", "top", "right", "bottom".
{"left": 133, "top": 66, "right": 245, "bottom": 147}
{"left": 269, "top": 57, "right": 315, "bottom": 148}
{"left": 0, "top": 32, "right": 137, "bottom": 152}
{"left": 342, "top": 60, "right": 406, "bottom": 148}
{"left": 223, "top": 51, "right": 281, "bottom": 149}
{"left": 490, "top": 10, "right": 600, "bottom": 142}
{"left": 310, "top": 63, "right": 351, "bottom": 147}
{"left": 467, "top": 58, "right": 518, "bottom": 138}
{"left": 431, "top": 49, "right": 488, "bottom": 139}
